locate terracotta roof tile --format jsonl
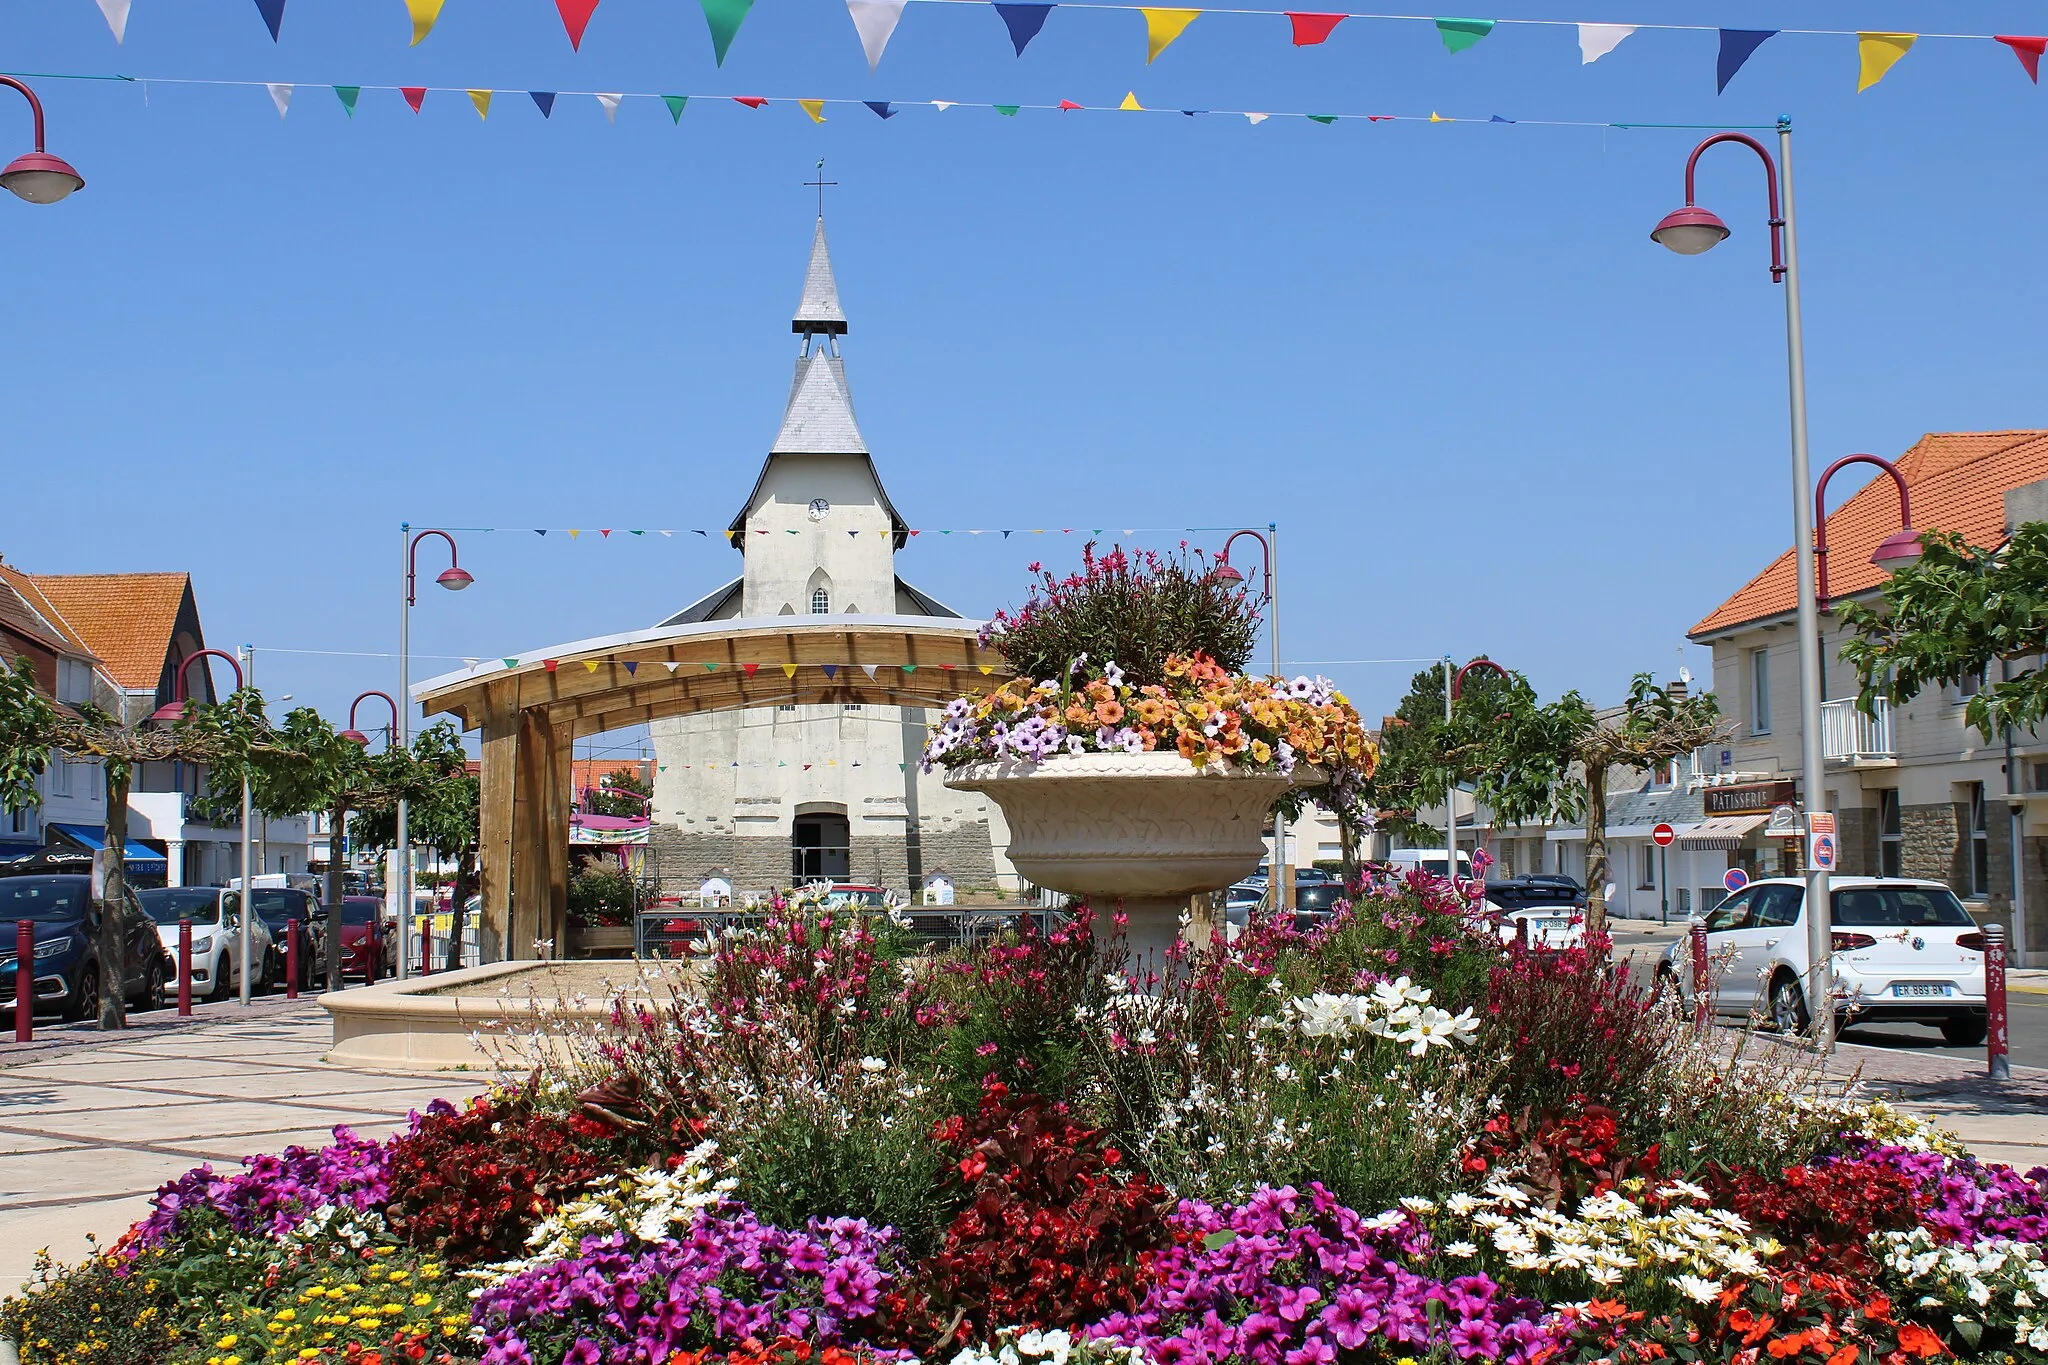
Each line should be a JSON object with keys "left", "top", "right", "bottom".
{"left": 1690, "top": 431, "right": 2048, "bottom": 639}
{"left": 22, "top": 572, "right": 194, "bottom": 691}
{"left": 0, "top": 562, "right": 93, "bottom": 657}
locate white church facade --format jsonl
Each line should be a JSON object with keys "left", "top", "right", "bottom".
{"left": 646, "top": 218, "right": 1016, "bottom": 898}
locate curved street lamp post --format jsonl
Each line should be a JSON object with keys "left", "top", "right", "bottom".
{"left": 150, "top": 648, "right": 255, "bottom": 1006}
{"left": 1211, "top": 527, "right": 1283, "bottom": 911}
{"left": 1448, "top": 658, "right": 1512, "bottom": 877}
{"left": 0, "top": 76, "right": 84, "bottom": 205}
{"left": 401, "top": 529, "right": 473, "bottom": 976}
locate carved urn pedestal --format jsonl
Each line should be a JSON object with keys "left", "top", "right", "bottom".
{"left": 945, "top": 752, "right": 1316, "bottom": 970}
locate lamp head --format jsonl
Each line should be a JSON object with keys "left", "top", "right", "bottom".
{"left": 1, "top": 151, "right": 83, "bottom": 204}
{"left": 148, "top": 700, "right": 187, "bottom": 725}
{"left": 1650, "top": 205, "right": 1731, "bottom": 256}
{"left": 1871, "top": 527, "right": 1924, "bottom": 575}
{"left": 1209, "top": 560, "right": 1245, "bottom": 585}
{"left": 435, "top": 566, "right": 474, "bottom": 591}
{"left": 341, "top": 729, "right": 371, "bottom": 747}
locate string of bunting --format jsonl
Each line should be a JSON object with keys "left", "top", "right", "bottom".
{"left": 422, "top": 524, "right": 1264, "bottom": 538}
{"left": 505, "top": 660, "right": 1002, "bottom": 674}
{"left": 81, "top": 0, "right": 2048, "bottom": 90}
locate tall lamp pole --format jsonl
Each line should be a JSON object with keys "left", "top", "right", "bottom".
{"left": 0, "top": 76, "right": 85, "bottom": 204}
{"left": 1653, "top": 117, "right": 1837, "bottom": 1051}
{"left": 1213, "top": 527, "right": 1282, "bottom": 909}
{"left": 1451, "top": 657, "right": 1513, "bottom": 877}
{"left": 401, "top": 528, "right": 473, "bottom": 979}
{"left": 150, "top": 648, "right": 251, "bottom": 1004}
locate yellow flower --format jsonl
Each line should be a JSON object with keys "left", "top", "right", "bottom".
{"left": 273, "top": 1308, "right": 297, "bottom": 1322}
{"left": 413, "top": 1293, "right": 434, "bottom": 1306}
{"left": 217, "top": 1335, "right": 240, "bottom": 1349}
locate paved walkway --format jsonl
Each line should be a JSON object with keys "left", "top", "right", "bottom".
{"left": 0, "top": 1000, "right": 489, "bottom": 1294}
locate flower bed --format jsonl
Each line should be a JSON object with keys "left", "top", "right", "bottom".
{"left": 6, "top": 874, "right": 2046, "bottom": 1365}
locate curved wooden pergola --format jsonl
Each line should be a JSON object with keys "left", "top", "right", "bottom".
{"left": 412, "top": 616, "right": 1012, "bottom": 959}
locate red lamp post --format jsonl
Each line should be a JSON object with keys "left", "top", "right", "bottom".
{"left": 1450, "top": 657, "right": 1512, "bottom": 701}
{"left": 342, "top": 691, "right": 400, "bottom": 748}
{"left": 148, "top": 648, "right": 245, "bottom": 725}
{"left": 398, "top": 528, "right": 474, "bottom": 976}
{"left": 0, "top": 77, "right": 84, "bottom": 205}
{"left": 1211, "top": 528, "right": 1286, "bottom": 912}
{"left": 1814, "top": 454, "right": 1921, "bottom": 609}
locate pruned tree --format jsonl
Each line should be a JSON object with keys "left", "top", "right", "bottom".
{"left": 583, "top": 767, "right": 652, "bottom": 819}
{"left": 345, "top": 724, "right": 478, "bottom": 971}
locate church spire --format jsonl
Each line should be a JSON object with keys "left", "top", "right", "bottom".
{"left": 793, "top": 217, "right": 847, "bottom": 336}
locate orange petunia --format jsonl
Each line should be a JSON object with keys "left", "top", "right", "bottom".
{"left": 1095, "top": 698, "right": 1126, "bottom": 726}
{"left": 1893, "top": 1323, "right": 1944, "bottom": 1359}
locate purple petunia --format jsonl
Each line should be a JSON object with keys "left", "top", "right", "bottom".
{"left": 124, "top": 1125, "right": 390, "bottom": 1251}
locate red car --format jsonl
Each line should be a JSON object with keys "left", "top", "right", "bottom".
{"left": 333, "top": 896, "right": 396, "bottom": 981}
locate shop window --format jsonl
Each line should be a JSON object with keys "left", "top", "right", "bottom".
{"left": 1969, "top": 783, "right": 1990, "bottom": 897}
{"left": 1749, "top": 648, "right": 1772, "bottom": 735}
{"left": 1879, "top": 789, "right": 1902, "bottom": 878}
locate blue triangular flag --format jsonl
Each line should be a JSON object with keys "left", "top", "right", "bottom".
{"left": 1180, "top": 109, "right": 1205, "bottom": 116}
{"left": 253, "top": 0, "right": 286, "bottom": 40}
{"left": 1489, "top": 113, "right": 1515, "bottom": 122}
{"left": 1716, "top": 29, "right": 1777, "bottom": 93}
{"left": 623, "top": 661, "right": 638, "bottom": 675}
{"left": 994, "top": 3, "right": 1054, "bottom": 55}
{"left": 865, "top": 100, "right": 896, "bottom": 119}
{"left": 535, "top": 529, "right": 548, "bottom": 536}
{"left": 531, "top": 91, "right": 557, "bottom": 118}
{"left": 822, "top": 664, "right": 839, "bottom": 679}
{"left": 1002, "top": 530, "right": 1012, "bottom": 538}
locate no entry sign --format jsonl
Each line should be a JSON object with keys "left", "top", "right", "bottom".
{"left": 1652, "top": 823, "right": 1676, "bottom": 847}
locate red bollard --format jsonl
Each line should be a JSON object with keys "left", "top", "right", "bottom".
{"left": 1690, "top": 916, "right": 1711, "bottom": 1030}
{"left": 285, "top": 918, "right": 299, "bottom": 1001}
{"left": 365, "top": 921, "right": 378, "bottom": 986}
{"left": 419, "top": 916, "right": 433, "bottom": 977}
{"left": 14, "top": 919, "right": 32, "bottom": 1043}
{"left": 1516, "top": 916, "right": 1530, "bottom": 951}
{"left": 177, "top": 917, "right": 192, "bottom": 1016}
{"left": 1987, "top": 922, "right": 2011, "bottom": 1082}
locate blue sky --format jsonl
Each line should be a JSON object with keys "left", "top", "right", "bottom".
{"left": 1, "top": 0, "right": 2043, "bottom": 757}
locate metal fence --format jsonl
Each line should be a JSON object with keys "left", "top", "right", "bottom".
{"left": 634, "top": 905, "right": 1068, "bottom": 958}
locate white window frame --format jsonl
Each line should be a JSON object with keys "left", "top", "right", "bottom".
{"left": 1749, "top": 647, "right": 1772, "bottom": 735}
{"left": 1969, "top": 782, "right": 1990, "bottom": 897}
{"left": 1878, "top": 789, "right": 1903, "bottom": 878}
{"left": 810, "top": 587, "right": 830, "bottom": 614}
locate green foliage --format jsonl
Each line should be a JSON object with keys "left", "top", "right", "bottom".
{"left": 0, "top": 657, "right": 57, "bottom": 815}
{"left": 1840, "top": 522, "right": 2048, "bottom": 742}
{"left": 343, "top": 723, "right": 478, "bottom": 858}
{"left": 584, "top": 766, "right": 653, "bottom": 818}
{"left": 567, "top": 860, "right": 637, "bottom": 927}
{"left": 0, "top": 1239, "right": 182, "bottom": 1365}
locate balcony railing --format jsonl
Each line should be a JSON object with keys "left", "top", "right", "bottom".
{"left": 1821, "top": 697, "right": 1895, "bottom": 762}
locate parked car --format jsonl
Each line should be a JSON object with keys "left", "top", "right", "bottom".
{"left": 137, "top": 886, "right": 276, "bottom": 1000}
{"left": 1481, "top": 875, "right": 1588, "bottom": 951}
{"left": 335, "top": 896, "right": 395, "bottom": 980}
{"left": 1484, "top": 874, "right": 1587, "bottom": 912}
{"left": 1656, "top": 877, "right": 1989, "bottom": 1044}
{"left": 1223, "top": 880, "right": 1265, "bottom": 933}
{"left": 2, "top": 875, "right": 173, "bottom": 1020}
{"left": 1385, "top": 849, "right": 1474, "bottom": 879}
{"left": 239, "top": 887, "right": 321, "bottom": 990}
{"left": 1289, "top": 882, "right": 1350, "bottom": 933}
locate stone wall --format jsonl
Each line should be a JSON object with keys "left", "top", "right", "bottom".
{"left": 645, "top": 816, "right": 999, "bottom": 897}
{"left": 1900, "top": 802, "right": 1964, "bottom": 886}
{"left": 1836, "top": 806, "right": 1878, "bottom": 877}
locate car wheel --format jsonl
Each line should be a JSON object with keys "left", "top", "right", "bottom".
{"left": 210, "top": 951, "right": 233, "bottom": 1001}
{"left": 133, "top": 958, "right": 166, "bottom": 1013}
{"left": 1769, "top": 973, "right": 1811, "bottom": 1036}
{"left": 1940, "top": 1015, "right": 1988, "bottom": 1047}
{"left": 63, "top": 963, "right": 99, "bottom": 1023}
{"left": 253, "top": 950, "right": 272, "bottom": 996}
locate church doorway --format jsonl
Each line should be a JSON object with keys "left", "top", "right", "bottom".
{"left": 792, "top": 807, "right": 851, "bottom": 882}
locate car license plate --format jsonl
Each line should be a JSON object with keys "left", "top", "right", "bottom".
{"left": 1893, "top": 982, "right": 1952, "bottom": 998}
{"left": 1541, "top": 918, "right": 1570, "bottom": 931}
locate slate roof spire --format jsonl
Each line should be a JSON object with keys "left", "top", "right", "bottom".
{"left": 793, "top": 216, "right": 847, "bottom": 336}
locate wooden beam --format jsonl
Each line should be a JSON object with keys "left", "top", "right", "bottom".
{"left": 511, "top": 709, "right": 555, "bottom": 960}
{"left": 477, "top": 684, "right": 518, "bottom": 962}
{"left": 546, "top": 719, "right": 573, "bottom": 952}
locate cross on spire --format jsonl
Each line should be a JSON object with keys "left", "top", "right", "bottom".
{"left": 804, "top": 159, "right": 837, "bottom": 219}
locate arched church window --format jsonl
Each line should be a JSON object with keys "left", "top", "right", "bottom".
{"left": 811, "top": 587, "right": 830, "bottom": 614}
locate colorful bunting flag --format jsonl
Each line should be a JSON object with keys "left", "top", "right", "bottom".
{"left": 1141, "top": 7, "right": 1199, "bottom": 62}
{"left": 1059, "top": 98, "right": 1083, "bottom": 110}
{"left": 901, "top": 664, "right": 918, "bottom": 674}
{"left": 847, "top": 0, "right": 908, "bottom": 72}
{"left": 1245, "top": 111, "right": 1268, "bottom": 124}
{"left": 861, "top": 664, "right": 880, "bottom": 680}
{"left": 781, "top": 663, "right": 799, "bottom": 678}
{"left": 932, "top": 99, "right": 956, "bottom": 110}
{"left": 1119, "top": 90, "right": 1144, "bottom": 109}
{"left": 1428, "top": 110, "right": 1447, "bottom": 121}
{"left": 743, "top": 662, "right": 760, "bottom": 677}
{"left": 822, "top": 664, "right": 839, "bottom": 679}
{"left": 1285, "top": 13, "right": 1345, "bottom": 46}
{"left": 544, "top": 659, "right": 559, "bottom": 672}
{"left": 979, "top": 664, "right": 996, "bottom": 675}
{"left": 993, "top": 3, "right": 1054, "bottom": 56}
{"left": 583, "top": 660, "right": 601, "bottom": 673}
{"left": 1435, "top": 18, "right": 1494, "bottom": 53}
{"left": 665, "top": 94, "right": 690, "bottom": 121}
{"left": 1856, "top": 32, "right": 1915, "bottom": 90}
{"left": 596, "top": 92, "right": 624, "bottom": 122}
{"left": 1577, "top": 22, "right": 1633, "bottom": 63}
{"left": 865, "top": 100, "right": 895, "bottom": 118}
{"left": 1716, "top": 29, "right": 1776, "bottom": 93}
{"left": 734, "top": 95, "right": 768, "bottom": 108}
{"left": 569, "top": 529, "right": 581, "bottom": 538}
{"left": 267, "top": 83, "right": 293, "bottom": 119}
{"left": 95, "top": 0, "right": 130, "bottom": 44}
{"left": 531, "top": 91, "right": 558, "bottom": 118}
{"left": 1998, "top": 35, "right": 2047, "bottom": 82}
{"left": 664, "top": 662, "right": 681, "bottom": 672}
{"left": 556, "top": 0, "right": 602, "bottom": 50}
{"left": 1489, "top": 113, "right": 1514, "bottom": 122}
{"left": 799, "top": 98, "right": 828, "bottom": 122}
{"left": 405, "top": 0, "right": 444, "bottom": 45}
{"left": 704, "top": 662, "right": 719, "bottom": 671}
{"left": 994, "top": 103, "right": 1021, "bottom": 115}
{"left": 700, "top": 0, "right": 756, "bottom": 66}
{"left": 1306, "top": 112, "right": 1337, "bottom": 123}
{"left": 253, "top": 0, "right": 286, "bottom": 42}
{"left": 468, "top": 89, "right": 492, "bottom": 119}
{"left": 502, "top": 658, "right": 519, "bottom": 669}
{"left": 334, "top": 86, "right": 361, "bottom": 116}
{"left": 401, "top": 86, "right": 427, "bottom": 113}
{"left": 623, "top": 661, "right": 638, "bottom": 675}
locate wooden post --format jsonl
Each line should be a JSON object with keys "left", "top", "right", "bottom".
{"left": 478, "top": 688, "right": 518, "bottom": 964}
{"left": 512, "top": 709, "right": 559, "bottom": 959}
{"left": 546, "top": 720, "right": 574, "bottom": 954}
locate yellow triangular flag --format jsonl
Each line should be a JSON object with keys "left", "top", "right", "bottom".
{"left": 781, "top": 663, "right": 799, "bottom": 678}
{"left": 978, "top": 664, "right": 994, "bottom": 675}
{"left": 468, "top": 89, "right": 492, "bottom": 119}
{"left": 405, "top": 0, "right": 445, "bottom": 45}
{"left": 1140, "top": 8, "right": 1198, "bottom": 63}
{"left": 1119, "top": 91, "right": 1145, "bottom": 111}
{"left": 799, "top": 99, "right": 827, "bottom": 124}
{"left": 584, "top": 660, "right": 601, "bottom": 673}
{"left": 568, "top": 529, "right": 580, "bottom": 538}
{"left": 1856, "top": 32, "right": 1916, "bottom": 91}
{"left": 1429, "top": 111, "right": 1447, "bottom": 122}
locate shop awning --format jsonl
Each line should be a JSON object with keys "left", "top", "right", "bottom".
{"left": 46, "top": 823, "right": 170, "bottom": 871}
{"left": 1677, "top": 814, "right": 1768, "bottom": 851}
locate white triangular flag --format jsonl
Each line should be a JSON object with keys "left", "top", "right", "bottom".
{"left": 664, "top": 661, "right": 680, "bottom": 673}
{"left": 595, "top": 92, "right": 623, "bottom": 123}
{"left": 846, "top": 0, "right": 907, "bottom": 71}
{"left": 267, "top": 83, "right": 293, "bottom": 119}
{"left": 931, "top": 100, "right": 954, "bottom": 110}
{"left": 1577, "top": 22, "right": 1634, "bottom": 63}
{"left": 95, "top": 0, "right": 131, "bottom": 42}
{"left": 861, "top": 664, "right": 880, "bottom": 680}
{"left": 1245, "top": 112, "right": 1268, "bottom": 125}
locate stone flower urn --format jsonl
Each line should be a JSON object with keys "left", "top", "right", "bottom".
{"left": 946, "top": 751, "right": 1320, "bottom": 968}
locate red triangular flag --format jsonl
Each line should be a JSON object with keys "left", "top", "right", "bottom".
{"left": 401, "top": 86, "right": 427, "bottom": 112}
{"left": 1286, "top": 12, "right": 1345, "bottom": 45}
{"left": 543, "top": 659, "right": 559, "bottom": 672}
{"left": 1059, "top": 99, "right": 1083, "bottom": 110}
{"left": 1996, "top": 35, "right": 2046, "bottom": 82}
{"left": 600, "top": 528, "right": 612, "bottom": 538}
{"left": 733, "top": 96, "right": 768, "bottom": 108}
{"left": 803, "top": 763, "right": 812, "bottom": 771}
{"left": 743, "top": 662, "right": 759, "bottom": 676}
{"left": 556, "top": 0, "right": 601, "bottom": 49}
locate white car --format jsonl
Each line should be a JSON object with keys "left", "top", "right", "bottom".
{"left": 1488, "top": 901, "right": 1587, "bottom": 951}
{"left": 1657, "top": 876, "right": 1988, "bottom": 1044}
{"left": 136, "top": 886, "right": 275, "bottom": 1000}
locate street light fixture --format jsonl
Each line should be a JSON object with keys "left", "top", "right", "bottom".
{"left": 399, "top": 528, "right": 473, "bottom": 977}
{"left": 1212, "top": 528, "right": 1286, "bottom": 914}
{"left": 1446, "top": 657, "right": 1514, "bottom": 879}
{"left": 342, "top": 691, "right": 399, "bottom": 748}
{"left": 1653, "top": 118, "right": 1838, "bottom": 1053}
{"left": 0, "top": 77, "right": 84, "bottom": 204}
{"left": 1815, "top": 453, "right": 1920, "bottom": 609}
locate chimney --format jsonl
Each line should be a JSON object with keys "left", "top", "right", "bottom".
{"left": 1667, "top": 678, "right": 1689, "bottom": 702}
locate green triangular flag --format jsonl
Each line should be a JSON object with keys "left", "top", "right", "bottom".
{"left": 901, "top": 663, "right": 918, "bottom": 673}
{"left": 699, "top": 0, "right": 755, "bottom": 66}
{"left": 502, "top": 657, "right": 518, "bottom": 668}
{"left": 994, "top": 104, "right": 1021, "bottom": 116}
{"left": 1306, "top": 113, "right": 1338, "bottom": 124}
{"left": 663, "top": 94, "right": 688, "bottom": 123}
{"left": 1435, "top": 17, "right": 1495, "bottom": 52}
{"left": 703, "top": 662, "right": 718, "bottom": 671}
{"left": 335, "top": 85, "right": 361, "bottom": 116}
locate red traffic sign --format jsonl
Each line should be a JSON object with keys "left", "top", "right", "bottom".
{"left": 1652, "top": 823, "right": 1676, "bottom": 847}
{"left": 1723, "top": 867, "right": 1750, "bottom": 893}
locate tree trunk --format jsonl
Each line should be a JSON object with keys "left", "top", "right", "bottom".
{"left": 446, "top": 845, "right": 475, "bottom": 972}
{"left": 324, "top": 802, "right": 348, "bottom": 990}
{"left": 98, "top": 762, "right": 131, "bottom": 1031}
{"left": 1583, "top": 762, "right": 1610, "bottom": 945}
{"left": 1338, "top": 815, "right": 1360, "bottom": 892}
